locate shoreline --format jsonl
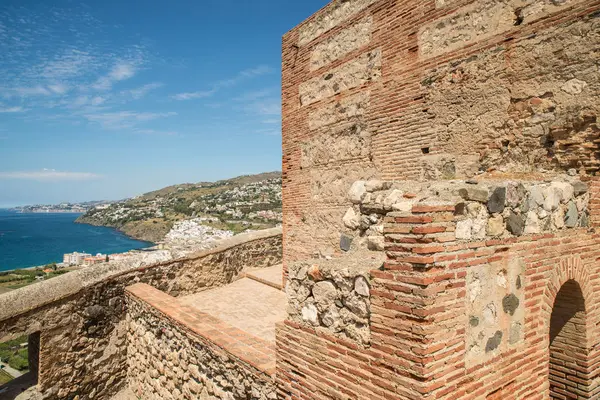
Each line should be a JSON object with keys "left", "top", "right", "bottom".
{"left": 0, "top": 214, "right": 157, "bottom": 275}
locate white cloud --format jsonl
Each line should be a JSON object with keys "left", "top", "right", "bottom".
{"left": 39, "top": 50, "right": 96, "bottom": 80}
{"left": 171, "top": 65, "right": 273, "bottom": 101}
{"left": 0, "top": 169, "right": 102, "bottom": 181}
{"left": 92, "top": 62, "right": 137, "bottom": 91}
{"left": 12, "top": 86, "right": 51, "bottom": 97}
{"left": 48, "top": 83, "right": 69, "bottom": 94}
{"left": 0, "top": 106, "right": 26, "bottom": 113}
{"left": 171, "top": 89, "right": 216, "bottom": 101}
{"left": 85, "top": 111, "right": 177, "bottom": 129}
{"left": 125, "top": 82, "right": 163, "bottom": 100}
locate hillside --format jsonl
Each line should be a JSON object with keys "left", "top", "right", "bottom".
{"left": 76, "top": 172, "right": 282, "bottom": 243}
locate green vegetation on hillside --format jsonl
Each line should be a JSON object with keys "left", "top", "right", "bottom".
{"left": 76, "top": 172, "right": 282, "bottom": 242}
{"left": 0, "top": 335, "right": 29, "bottom": 372}
{"left": 0, "top": 266, "right": 70, "bottom": 292}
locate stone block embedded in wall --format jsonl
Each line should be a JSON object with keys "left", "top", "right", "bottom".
{"left": 308, "top": 91, "right": 370, "bottom": 131}
{"left": 466, "top": 256, "right": 525, "bottom": 364}
{"left": 299, "top": 50, "right": 381, "bottom": 106}
{"left": 302, "top": 122, "right": 372, "bottom": 168}
{"left": 419, "top": 0, "right": 589, "bottom": 59}
{"left": 298, "top": 0, "right": 377, "bottom": 46}
{"left": 310, "top": 16, "right": 373, "bottom": 71}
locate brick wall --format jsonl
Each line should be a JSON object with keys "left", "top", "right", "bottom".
{"left": 277, "top": 177, "right": 600, "bottom": 398}
{"left": 282, "top": 0, "right": 600, "bottom": 264}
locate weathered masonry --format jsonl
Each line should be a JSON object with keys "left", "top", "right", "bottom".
{"left": 279, "top": 0, "right": 600, "bottom": 399}
{"left": 1, "top": 0, "right": 600, "bottom": 399}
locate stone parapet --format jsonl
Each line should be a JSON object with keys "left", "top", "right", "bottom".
{"left": 126, "top": 284, "right": 277, "bottom": 400}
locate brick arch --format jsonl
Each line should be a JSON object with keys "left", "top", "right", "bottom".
{"left": 541, "top": 256, "right": 596, "bottom": 399}
{"left": 541, "top": 256, "right": 594, "bottom": 321}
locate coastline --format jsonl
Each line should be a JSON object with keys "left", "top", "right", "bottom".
{"left": 0, "top": 211, "right": 156, "bottom": 274}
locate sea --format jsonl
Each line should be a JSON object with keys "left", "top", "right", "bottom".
{"left": 0, "top": 209, "right": 153, "bottom": 272}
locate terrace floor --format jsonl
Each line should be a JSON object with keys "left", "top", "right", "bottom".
{"left": 178, "top": 264, "right": 286, "bottom": 343}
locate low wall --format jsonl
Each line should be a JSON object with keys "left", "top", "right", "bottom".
{"left": 0, "top": 228, "right": 281, "bottom": 400}
{"left": 126, "top": 285, "right": 277, "bottom": 400}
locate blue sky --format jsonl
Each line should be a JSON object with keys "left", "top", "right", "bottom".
{"left": 0, "top": 0, "right": 326, "bottom": 207}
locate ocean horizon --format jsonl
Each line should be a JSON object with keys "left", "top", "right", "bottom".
{"left": 0, "top": 209, "right": 153, "bottom": 272}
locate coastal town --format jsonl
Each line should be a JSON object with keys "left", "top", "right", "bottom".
{"left": 76, "top": 172, "right": 283, "bottom": 242}
{"left": 13, "top": 201, "right": 109, "bottom": 214}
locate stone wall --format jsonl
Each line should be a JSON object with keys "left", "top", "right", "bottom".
{"left": 126, "top": 295, "right": 276, "bottom": 400}
{"left": 0, "top": 228, "right": 281, "bottom": 400}
{"left": 286, "top": 257, "right": 380, "bottom": 345}
{"left": 282, "top": 0, "right": 600, "bottom": 264}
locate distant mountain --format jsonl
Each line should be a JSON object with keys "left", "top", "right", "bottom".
{"left": 76, "top": 172, "right": 282, "bottom": 243}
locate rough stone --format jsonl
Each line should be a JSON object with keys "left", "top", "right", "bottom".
{"left": 552, "top": 208, "right": 565, "bottom": 230}
{"left": 524, "top": 211, "right": 541, "bottom": 235}
{"left": 487, "top": 215, "right": 505, "bottom": 236}
{"left": 528, "top": 186, "right": 544, "bottom": 208}
{"left": 459, "top": 187, "right": 489, "bottom": 202}
{"left": 456, "top": 219, "right": 473, "bottom": 240}
{"left": 320, "top": 306, "right": 341, "bottom": 329}
{"left": 487, "top": 187, "right": 506, "bottom": 213}
{"left": 564, "top": 201, "right": 579, "bottom": 228}
{"left": 561, "top": 78, "right": 588, "bottom": 95}
{"left": 312, "top": 281, "right": 338, "bottom": 312}
{"left": 551, "top": 182, "right": 574, "bottom": 203}
{"left": 509, "top": 322, "right": 522, "bottom": 345}
{"left": 348, "top": 181, "right": 367, "bottom": 204}
{"left": 580, "top": 213, "right": 590, "bottom": 228}
{"left": 485, "top": 331, "right": 503, "bottom": 353}
{"left": 383, "top": 189, "right": 403, "bottom": 210}
{"left": 301, "top": 303, "right": 319, "bottom": 325}
{"left": 354, "top": 276, "right": 370, "bottom": 297}
{"left": 343, "top": 208, "right": 360, "bottom": 230}
{"left": 573, "top": 181, "right": 588, "bottom": 196}
{"left": 543, "top": 187, "right": 561, "bottom": 211}
{"left": 340, "top": 234, "right": 353, "bottom": 252}
{"left": 391, "top": 200, "right": 414, "bottom": 212}
{"left": 502, "top": 294, "right": 520, "bottom": 316}
{"left": 506, "top": 182, "right": 526, "bottom": 207}
{"left": 367, "top": 236, "right": 384, "bottom": 251}
{"left": 365, "top": 180, "right": 389, "bottom": 192}
{"left": 343, "top": 292, "right": 369, "bottom": 318}
{"left": 506, "top": 212, "right": 525, "bottom": 236}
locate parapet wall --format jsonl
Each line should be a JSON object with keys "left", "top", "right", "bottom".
{"left": 0, "top": 228, "right": 282, "bottom": 400}
{"left": 282, "top": 0, "right": 600, "bottom": 264}
{"left": 126, "top": 286, "right": 277, "bottom": 400}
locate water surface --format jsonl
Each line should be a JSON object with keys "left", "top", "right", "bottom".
{"left": 0, "top": 209, "right": 153, "bottom": 272}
